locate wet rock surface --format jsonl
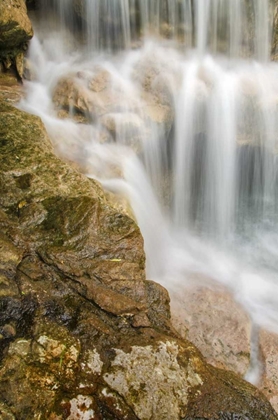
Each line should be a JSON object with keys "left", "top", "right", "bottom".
{"left": 170, "top": 284, "right": 252, "bottom": 377}
{"left": 259, "top": 329, "right": 278, "bottom": 413}
{"left": 0, "top": 96, "right": 277, "bottom": 419}
{"left": 52, "top": 62, "right": 174, "bottom": 146}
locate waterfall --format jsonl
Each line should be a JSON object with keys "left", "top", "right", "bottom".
{"left": 40, "top": 0, "right": 272, "bottom": 58}
{"left": 22, "top": 0, "right": 278, "bottom": 348}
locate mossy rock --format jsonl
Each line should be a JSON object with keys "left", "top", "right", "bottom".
{"left": 0, "top": 0, "right": 33, "bottom": 49}
{"left": 0, "top": 100, "right": 277, "bottom": 419}
{"left": 0, "top": 0, "right": 33, "bottom": 76}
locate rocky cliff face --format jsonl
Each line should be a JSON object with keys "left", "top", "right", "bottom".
{"left": 0, "top": 91, "right": 277, "bottom": 419}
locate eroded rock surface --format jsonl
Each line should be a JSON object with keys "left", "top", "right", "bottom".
{"left": 103, "top": 341, "right": 199, "bottom": 420}
{"left": 272, "top": 2, "right": 278, "bottom": 61}
{"left": 171, "top": 284, "right": 252, "bottom": 377}
{"left": 52, "top": 63, "right": 174, "bottom": 146}
{"left": 259, "top": 329, "right": 278, "bottom": 413}
{"left": 0, "top": 99, "right": 277, "bottom": 419}
{"left": 0, "top": 72, "right": 23, "bottom": 103}
{"left": 0, "top": 0, "right": 33, "bottom": 76}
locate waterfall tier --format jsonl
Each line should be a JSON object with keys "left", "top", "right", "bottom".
{"left": 23, "top": 0, "right": 278, "bottom": 336}
{"left": 41, "top": 0, "right": 273, "bottom": 60}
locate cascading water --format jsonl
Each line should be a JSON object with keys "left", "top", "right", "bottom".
{"left": 22, "top": 0, "right": 278, "bottom": 382}
{"left": 38, "top": 0, "right": 272, "bottom": 58}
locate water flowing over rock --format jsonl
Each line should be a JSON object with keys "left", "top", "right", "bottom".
{"left": 46, "top": 0, "right": 273, "bottom": 60}
{"left": 52, "top": 62, "right": 174, "bottom": 147}
{"left": 171, "top": 284, "right": 252, "bottom": 377}
{"left": 2, "top": 0, "right": 278, "bottom": 417}
{"left": 0, "top": 99, "right": 277, "bottom": 419}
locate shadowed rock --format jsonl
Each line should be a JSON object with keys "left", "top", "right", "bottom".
{"left": 0, "top": 0, "right": 33, "bottom": 77}
{"left": 0, "top": 98, "right": 277, "bottom": 419}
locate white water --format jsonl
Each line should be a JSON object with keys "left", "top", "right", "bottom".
{"left": 22, "top": 0, "right": 278, "bottom": 381}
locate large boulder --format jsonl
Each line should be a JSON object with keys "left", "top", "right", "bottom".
{"left": 0, "top": 0, "right": 33, "bottom": 76}
{"left": 52, "top": 65, "right": 174, "bottom": 144}
{"left": 0, "top": 99, "right": 277, "bottom": 419}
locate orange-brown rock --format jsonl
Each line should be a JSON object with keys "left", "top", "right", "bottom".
{"left": 52, "top": 66, "right": 174, "bottom": 139}
{"left": 171, "top": 284, "right": 251, "bottom": 377}
{"left": 0, "top": 99, "right": 277, "bottom": 419}
{"left": 259, "top": 329, "right": 278, "bottom": 412}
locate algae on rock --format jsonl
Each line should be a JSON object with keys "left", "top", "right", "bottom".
{"left": 0, "top": 0, "right": 33, "bottom": 76}
{"left": 0, "top": 99, "right": 277, "bottom": 419}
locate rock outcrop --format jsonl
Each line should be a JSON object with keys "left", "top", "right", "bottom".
{"left": 0, "top": 0, "right": 33, "bottom": 77}
{"left": 0, "top": 97, "right": 277, "bottom": 419}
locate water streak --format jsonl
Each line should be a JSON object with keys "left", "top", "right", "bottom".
{"left": 41, "top": 0, "right": 272, "bottom": 59}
